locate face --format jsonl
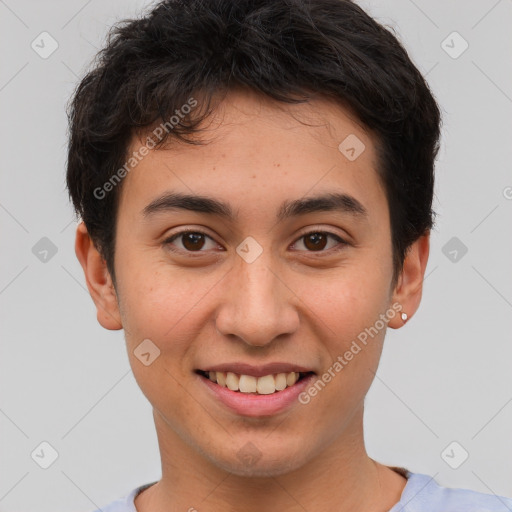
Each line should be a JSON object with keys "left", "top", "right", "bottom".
{"left": 85, "top": 88, "right": 423, "bottom": 478}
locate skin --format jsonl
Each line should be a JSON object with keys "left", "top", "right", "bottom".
{"left": 75, "top": 87, "right": 429, "bottom": 512}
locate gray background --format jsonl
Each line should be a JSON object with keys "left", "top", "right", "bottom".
{"left": 1, "top": 0, "right": 511, "bottom": 510}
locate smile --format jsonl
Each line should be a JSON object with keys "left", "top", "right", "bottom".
{"left": 196, "top": 370, "right": 313, "bottom": 395}
{"left": 195, "top": 368, "right": 317, "bottom": 417}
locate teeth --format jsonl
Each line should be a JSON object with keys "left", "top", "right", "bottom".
{"left": 239, "top": 374, "right": 257, "bottom": 393}
{"left": 216, "top": 371, "right": 227, "bottom": 387}
{"left": 286, "top": 372, "right": 299, "bottom": 386}
{"left": 203, "top": 371, "right": 304, "bottom": 394}
{"left": 274, "top": 373, "right": 287, "bottom": 391}
{"left": 256, "top": 374, "right": 276, "bottom": 395}
{"left": 226, "top": 372, "right": 239, "bottom": 391}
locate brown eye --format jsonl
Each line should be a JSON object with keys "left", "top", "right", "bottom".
{"left": 164, "top": 230, "right": 218, "bottom": 252}
{"left": 304, "top": 232, "right": 328, "bottom": 251}
{"left": 293, "top": 231, "right": 346, "bottom": 253}
{"left": 182, "top": 232, "right": 206, "bottom": 251}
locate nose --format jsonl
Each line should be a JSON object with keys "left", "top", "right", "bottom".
{"left": 214, "top": 252, "right": 299, "bottom": 347}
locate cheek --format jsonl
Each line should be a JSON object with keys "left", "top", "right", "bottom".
{"left": 300, "top": 265, "right": 390, "bottom": 399}
{"left": 115, "top": 254, "right": 217, "bottom": 357}
{"left": 305, "top": 290, "right": 388, "bottom": 425}
{"left": 306, "top": 265, "right": 390, "bottom": 336}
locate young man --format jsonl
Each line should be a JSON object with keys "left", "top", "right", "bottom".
{"left": 67, "top": 0, "right": 512, "bottom": 510}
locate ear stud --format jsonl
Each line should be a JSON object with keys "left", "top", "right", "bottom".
{"left": 401, "top": 312, "right": 408, "bottom": 323}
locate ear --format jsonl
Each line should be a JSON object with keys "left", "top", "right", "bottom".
{"left": 74, "top": 221, "right": 123, "bottom": 330}
{"left": 388, "top": 232, "right": 430, "bottom": 329}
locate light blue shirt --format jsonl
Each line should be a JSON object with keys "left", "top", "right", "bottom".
{"left": 92, "top": 470, "right": 512, "bottom": 511}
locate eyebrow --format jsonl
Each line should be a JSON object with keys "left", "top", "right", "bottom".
{"left": 142, "top": 191, "right": 368, "bottom": 222}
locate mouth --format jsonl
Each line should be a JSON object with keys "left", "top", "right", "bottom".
{"left": 195, "top": 369, "right": 315, "bottom": 395}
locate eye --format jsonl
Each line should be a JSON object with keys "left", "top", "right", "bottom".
{"left": 291, "top": 231, "right": 347, "bottom": 253}
{"left": 163, "top": 230, "right": 220, "bottom": 252}
{"left": 163, "top": 229, "right": 348, "bottom": 255}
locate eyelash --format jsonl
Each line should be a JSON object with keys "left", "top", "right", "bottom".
{"left": 163, "top": 228, "right": 348, "bottom": 255}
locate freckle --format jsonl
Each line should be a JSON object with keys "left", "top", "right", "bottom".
{"left": 213, "top": 167, "right": 215, "bottom": 170}
{"left": 277, "top": 163, "right": 280, "bottom": 167}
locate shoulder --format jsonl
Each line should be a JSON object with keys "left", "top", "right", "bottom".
{"left": 391, "top": 471, "right": 512, "bottom": 512}
{"left": 89, "top": 482, "right": 157, "bottom": 512}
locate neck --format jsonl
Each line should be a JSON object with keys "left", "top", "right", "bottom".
{"left": 135, "top": 407, "right": 406, "bottom": 512}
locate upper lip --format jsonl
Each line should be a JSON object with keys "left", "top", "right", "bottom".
{"left": 197, "top": 362, "right": 315, "bottom": 378}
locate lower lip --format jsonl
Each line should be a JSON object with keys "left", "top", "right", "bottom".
{"left": 196, "top": 372, "right": 316, "bottom": 417}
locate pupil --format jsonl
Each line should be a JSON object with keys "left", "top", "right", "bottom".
{"left": 305, "top": 233, "right": 326, "bottom": 251}
{"left": 183, "top": 233, "right": 204, "bottom": 251}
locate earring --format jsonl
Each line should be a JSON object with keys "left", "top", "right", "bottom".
{"left": 401, "top": 312, "right": 408, "bottom": 323}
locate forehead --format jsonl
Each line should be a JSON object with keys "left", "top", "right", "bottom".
{"left": 118, "top": 89, "right": 386, "bottom": 222}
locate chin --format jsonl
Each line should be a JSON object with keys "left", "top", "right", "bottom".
{"left": 205, "top": 442, "right": 310, "bottom": 478}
